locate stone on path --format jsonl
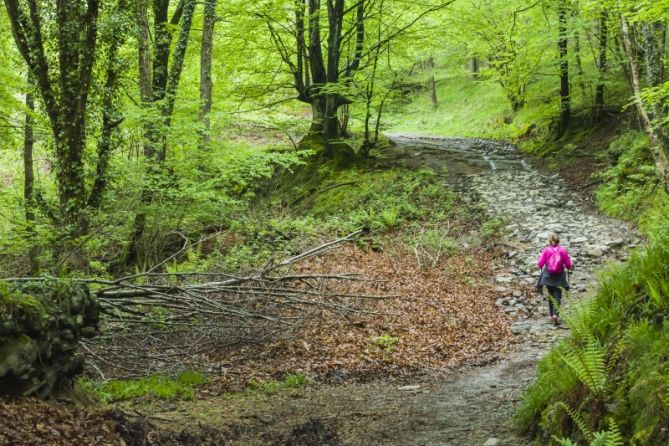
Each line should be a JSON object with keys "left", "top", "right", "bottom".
{"left": 483, "top": 438, "right": 501, "bottom": 446}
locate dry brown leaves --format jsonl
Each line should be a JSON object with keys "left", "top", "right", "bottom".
{"left": 0, "top": 399, "right": 122, "bottom": 446}
{"left": 208, "top": 244, "right": 514, "bottom": 390}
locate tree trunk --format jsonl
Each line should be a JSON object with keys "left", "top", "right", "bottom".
{"left": 558, "top": 0, "right": 570, "bottom": 134}
{"left": 159, "top": 0, "right": 197, "bottom": 160}
{"left": 199, "top": 0, "right": 217, "bottom": 150}
{"left": 470, "top": 57, "right": 479, "bottom": 79}
{"left": 128, "top": 0, "right": 197, "bottom": 268}
{"left": 621, "top": 16, "right": 669, "bottom": 193}
{"left": 338, "top": 103, "right": 350, "bottom": 137}
{"left": 573, "top": 28, "right": 587, "bottom": 101}
{"left": 427, "top": 56, "right": 437, "bottom": 108}
{"left": 594, "top": 11, "right": 608, "bottom": 119}
{"left": 89, "top": 0, "right": 126, "bottom": 209}
{"left": 23, "top": 78, "right": 39, "bottom": 275}
{"left": 309, "top": 98, "right": 327, "bottom": 137}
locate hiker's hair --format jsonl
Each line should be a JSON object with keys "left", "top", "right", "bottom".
{"left": 548, "top": 233, "right": 560, "bottom": 246}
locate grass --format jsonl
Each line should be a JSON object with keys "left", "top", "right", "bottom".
{"left": 80, "top": 371, "right": 207, "bottom": 403}
{"left": 246, "top": 373, "right": 313, "bottom": 395}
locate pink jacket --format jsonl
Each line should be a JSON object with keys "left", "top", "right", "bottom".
{"left": 537, "top": 245, "right": 573, "bottom": 270}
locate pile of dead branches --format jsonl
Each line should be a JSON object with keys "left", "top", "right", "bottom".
{"left": 71, "top": 231, "right": 389, "bottom": 378}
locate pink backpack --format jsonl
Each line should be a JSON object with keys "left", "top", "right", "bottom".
{"left": 547, "top": 247, "right": 564, "bottom": 275}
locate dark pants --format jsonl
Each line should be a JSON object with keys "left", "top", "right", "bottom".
{"left": 546, "top": 286, "right": 562, "bottom": 317}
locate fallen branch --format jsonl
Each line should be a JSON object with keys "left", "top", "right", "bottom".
{"left": 5, "top": 231, "right": 390, "bottom": 378}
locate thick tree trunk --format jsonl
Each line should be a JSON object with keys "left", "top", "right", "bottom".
{"left": 309, "top": 99, "right": 327, "bottom": 136}
{"left": 23, "top": 79, "right": 39, "bottom": 275}
{"left": 324, "top": 95, "right": 340, "bottom": 140}
{"left": 558, "top": 1, "right": 570, "bottom": 134}
{"left": 199, "top": 0, "right": 217, "bottom": 150}
{"left": 621, "top": 16, "right": 669, "bottom": 193}
{"left": 594, "top": 11, "right": 608, "bottom": 118}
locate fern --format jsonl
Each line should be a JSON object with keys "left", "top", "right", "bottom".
{"left": 559, "top": 337, "right": 607, "bottom": 395}
{"left": 554, "top": 438, "right": 579, "bottom": 446}
{"left": 558, "top": 300, "right": 608, "bottom": 395}
{"left": 590, "top": 421, "right": 623, "bottom": 446}
{"left": 554, "top": 406, "right": 623, "bottom": 446}
{"left": 557, "top": 402, "right": 593, "bottom": 441}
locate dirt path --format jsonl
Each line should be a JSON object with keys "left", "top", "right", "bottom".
{"left": 133, "top": 136, "right": 638, "bottom": 445}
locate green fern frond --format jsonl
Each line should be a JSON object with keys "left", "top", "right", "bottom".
{"left": 559, "top": 337, "right": 607, "bottom": 395}
{"left": 590, "top": 420, "right": 623, "bottom": 446}
{"left": 606, "top": 336, "right": 627, "bottom": 374}
{"left": 557, "top": 402, "right": 593, "bottom": 441}
{"left": 553, "top": 437, "right": 580, "bottom": 446}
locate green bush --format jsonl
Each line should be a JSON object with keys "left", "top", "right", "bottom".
{"left": 596, "top": 131, "right": 658, "bottom": 220}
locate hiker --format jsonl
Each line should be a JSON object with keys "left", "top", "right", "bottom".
{"left": 537, "top": 233, "right": 573, "bottom": 325}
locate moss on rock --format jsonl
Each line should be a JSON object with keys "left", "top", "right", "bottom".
{"left": 0, "top": 280, "right": 99, "bottom": 398}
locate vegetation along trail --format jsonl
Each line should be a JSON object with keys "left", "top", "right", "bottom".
{"left": 122, "top": 136, "right": 639, "bottom": 446}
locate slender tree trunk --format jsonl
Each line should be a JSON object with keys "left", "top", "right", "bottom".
{"left": 137, "top": 0, "right": 153, "bottom": 105}
{"left": 199, "top": 0, "right": 217, "bottom": 150}
{"left": 89, "top": 0, "right": 126, "bottom": 209}
{"left": 558, "top": 0, "right": 570, "bottom": 134}
{"left": 160, "top": 0, "right": 197, "bottom": 160}
{"left": 338, "top": 103, "right": 350, "bottom": 137}
{"left": 427, "top": 56, "right": 437, "bottom": 108}
{"left": 573, "top": 28, "right": 587, "bottom": 101}
{"left": 470, "top": 57, "right": 479, "bottom": 79}
{"left": 127, "top": 0, "right": 196, "bottom": 268}
{"left": 621, "top": 16, "right": 669, "bottom": 193}
{"left": 23, "top": 78, "right": 39, "bottom": 275}
{"left": 594, "top": 11, "right": 608, "bottom": 119}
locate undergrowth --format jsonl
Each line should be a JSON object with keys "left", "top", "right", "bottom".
{"left": 165, "top": 159, "right": 486, "bottom": 274}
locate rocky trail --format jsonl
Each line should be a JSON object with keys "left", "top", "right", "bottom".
{"left": 123, "top": 136, "right": 638, "bottom": 446}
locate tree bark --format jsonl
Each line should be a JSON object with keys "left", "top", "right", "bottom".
{"left": 621, "top": 16, "right": 669, "bottom": 193}
{"left": 159, "top": 0, "right": 196, "bottom": 160}
{"left": 199, "top": 0, "right": 217, "bottom": 150}
{"left": 594, "top": 11, "right": 608, "bottom": 119}
{"left": 427, "top": 56, "right": 437, "bottom": 108}
{"left": 558, "top": 0, "right": 570, "bottom": 134}
{"left": 127, "top": 0, "right": 197, "bottom": 267}
{"left": 89, "top": 0, "right": 127, "bottom": 210}
{"left": 470, "top": 57, "right": 479, "bottom": 79}
{"left": 23, "top": 77, "right": 39, "bottom": 275}
{"left": 4, "top": 0, "right": 100, "bottom": 237}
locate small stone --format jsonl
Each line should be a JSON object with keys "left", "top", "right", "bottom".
{"left": 483, "top": 438, "right": 501, "bottom": 446}
{"left": 495, "top": 286, "right": 508, "bottom": 293}
{"left": 588, "top": 248, "right": 604, "bottom": 257}
{"left": 399, "top": 385, "right": 421, "bottom": 391}
{"left": 512, "top": 290, "right": 522, "bottom": 298}
{"left": 571, "top": 236, "right": 588, "bottom": 244}
{"left": 507, "top": 251, "right": 517, "bottom": 259}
